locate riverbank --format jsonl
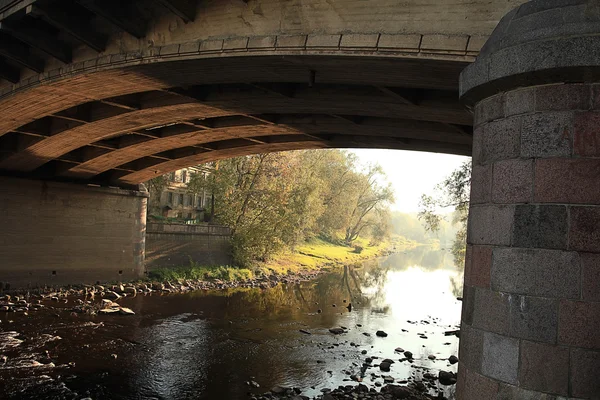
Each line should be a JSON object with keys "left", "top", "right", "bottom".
{"left": 147, "top": 235, "right": 415, "bottom": 286}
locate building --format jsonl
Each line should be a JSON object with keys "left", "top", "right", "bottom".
{"left": 147, "top": 167, "right": 212, "bottom": 222}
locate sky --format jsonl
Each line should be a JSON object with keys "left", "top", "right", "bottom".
{"left": 350, "top": 149, "right": 470, "bottom": 213}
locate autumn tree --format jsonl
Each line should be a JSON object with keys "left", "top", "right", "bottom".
{"left": 180, "top": 150, "right": 393, "bottom": 267}
{"left": 418, "top": 161, "right": 471, "bottom": 267}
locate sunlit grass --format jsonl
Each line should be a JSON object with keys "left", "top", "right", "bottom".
{"left": 147, "top": 263, "right": 254, "bottom": 282}
{"left": 147, "top": 235, "right": 419, "bottom": 283}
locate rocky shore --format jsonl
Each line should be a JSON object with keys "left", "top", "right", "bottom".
{"left": 250, "top": 382, "right": 446, "bottom": 399}
{"left": 0, "top": 270, "right": 324, "bottom": 315}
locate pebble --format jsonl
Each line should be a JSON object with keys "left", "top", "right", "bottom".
{"left": 375, "top": 330, "right": 387, "bottom": 337}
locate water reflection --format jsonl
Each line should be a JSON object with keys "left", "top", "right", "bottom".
{"left": 0, "top": 246, "right": 463, "bottom": 400}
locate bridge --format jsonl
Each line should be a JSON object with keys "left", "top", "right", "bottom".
{"left": 1, "top": 0, "right": 600, "bottom": 398}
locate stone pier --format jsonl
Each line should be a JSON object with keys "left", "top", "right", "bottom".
{"left": 0, "top": 177, "right": 147, "bottom": 288}
{"left": 457, "top": 1, "right": 600, "bottom": 398}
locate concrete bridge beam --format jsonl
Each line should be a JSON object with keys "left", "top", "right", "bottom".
{"left": 458, "top": 1, "right": 600, "bottom": 398}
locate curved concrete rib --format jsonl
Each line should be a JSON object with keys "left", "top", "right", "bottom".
{"left": 119, "top": 141, "right": 332, "bottom": 184}
{"left": 59, "top": 116, "right": 472, "bottom": 180}
{"left": 118, "top": 133, "right": 472, "bottom": 184}
{"left": 0, "top": 103, "right": 230, "bottom": 171}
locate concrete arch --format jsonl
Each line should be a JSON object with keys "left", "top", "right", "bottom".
{"left": 0, "top": 0, "right": 524, "bottom": 186}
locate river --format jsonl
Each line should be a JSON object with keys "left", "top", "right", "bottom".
{"left": 0, "top": 246, "right": 463, "bottom": 400}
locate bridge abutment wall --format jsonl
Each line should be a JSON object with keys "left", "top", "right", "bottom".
{"left": 145, "top": 222, "right": 233, "bottom": 269}
{"left": 0, "top": 177, "right": 147, "bottom": 289}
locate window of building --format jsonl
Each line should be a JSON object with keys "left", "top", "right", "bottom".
{"left": 169, "top": 172, "right": 175, "bottom": 181}
{"left": 187, "top": 194, "right": 193, "bottom": 207}
{"left": 167, "top": 192, "right": 173, "bottom": 203}
{"left": 182, "top": 170, "right": 187, "bottom": 183}
{"left": 187, "top": 213, "right": 192, "bottom": 219}
{"left": 179, "top": 193, "right": 184, "bottom": 205}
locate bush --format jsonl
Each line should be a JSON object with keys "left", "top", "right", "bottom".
{"left": 353, "top": 245, "right": 364, "bottom": 254}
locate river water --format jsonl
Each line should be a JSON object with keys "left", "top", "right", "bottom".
{"left": 0, "top": 246, "right": 463, "bottom": 400}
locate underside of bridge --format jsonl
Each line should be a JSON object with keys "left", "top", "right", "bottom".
{"left": 0, "top": 0, "right": 522, "bottom": 188}
{"left": 0, "top": 55, "right": 472, "bottom": 187}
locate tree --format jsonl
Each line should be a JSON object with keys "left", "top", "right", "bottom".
{"left": 343, "top": 165, "right": 394, "bottom": 243}
{"left": 184, "top": 150, "right": 394, "bottom": 267}
{"left": 418, "top": 161, "right": 471, "bottom": 267}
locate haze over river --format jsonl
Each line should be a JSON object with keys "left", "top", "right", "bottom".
{"left": 0, "top": 246, "right": 462, "bottom": 399}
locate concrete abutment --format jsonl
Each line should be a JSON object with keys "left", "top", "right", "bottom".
{"left": 458, "top": 1, "right": 600, "bottom": 398}
{"left": 0, "top": 177, "right": 147, "bottom": 289}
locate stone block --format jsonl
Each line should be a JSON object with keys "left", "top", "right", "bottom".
{"left": 223, "top": 37, "right": 248, "bottom": 50}
{"left": 464, "top": 244, "right": 473, "bottom": 283}
{"left": 377, "top": 34, "right": 421, "bottom": 51}
{"left": 340, "top": 34, "right": 379, "bottom": 48}
{"left": 593, "top": 84, "right": 600, "bottom": 109}
{"left": 518, "top": 340, "right": 569, "bottom": 396}
{"left": 200, "top": 39, "right": 223, "bottom": 52}
{"left": 159, "top": 44, "right": 180, "bottom": 56}
{"left": 179, "top": 41, "right": 200, "bottom": 54}
{"left": 504, "top": 87, "right": 534, "bottom": 117}
{"left": 459, "top": 324, "right": 483, "bottom": 372}
{"left": 570, "top": 347, "right": 600, "bottom": 398}
{"left": 470, "top": 163, "right": 492, "bottom": 204}
{"left": 306, "top": 34, "right": 340, "bottom": 48}
{"left": 569, "top": 206, "right": 600, "bottom": 252}
{"left": 459, "top": 367, "right": 499, "bottom": 400}
{"left": 492, "top": 159, "right": 533, "bottom": 204}
{"left": 481, "top": 331, "right": 519, "bottom": 384}
{"left": 110, "top": 54, "right": 126, "bottom": 63}
{"left": 471, "top": 125, "right": 484, "bottom": 165}
{"left": 467, "top": 36, "right": 489, "bottom": 55}
{"left": 420, "top": 34, "right": 469, "bottom": 53}
{"left": 276, "top": 35, "right": 307, "bottom": 48}
{"left": 83, "top": 59, "right": 97, "bottom": 70}
{"left": 521, "top": 112, "right": 573, "bottom": 158}
{"left": 558, "top": 300, "right": 600, "bottom": 349}
{"left": 497, "top": 383, "right": 568, "bottom": 400}
{"left": 474, "top": 93, "right": 504, "bottom": 126}
{"left": 574, "top": 111, "right": 600, "bottom": 156}
{"left": 510, "top": 295, "right": 558, "bottom": 343}
{"left": 492, "top": 248, "right": 580, "bottom": 298}
{"left": 470, "top": 245, "right": 492, "bottom": 288}
{"left": 535, "top": 84, "right": 591, "bottom": 111}
{"left": 461, "top": 285, "right": 475, "bottom": 325}
{"left": 467, "top": 205, "right": 513, "bottom": 246}
{"left": 535, "top": 158, "right": 600, "bottom": 204}
{"left": 247, "top": 36, "right": 276, "bottom": 49}
{"left": 472, "top": 288, "right": 510, "bottom": 334}
{"left": 581, "top": 253, "right": 600, "bottom": 302}
{"left": 512, "top": 205, "right": 568, "bottom": 249}
{"left": 478, "top": 117, "right": 521, "bottom": 164}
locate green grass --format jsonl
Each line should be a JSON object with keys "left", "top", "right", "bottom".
{"left": 147, "top": 263, "right": 254, "bottom": 282}
{"left": 146, "top": 235, "right": 420, "bottom": 283}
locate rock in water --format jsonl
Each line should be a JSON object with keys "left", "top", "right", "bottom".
{"left": 404, "top": 351, "right": 413, "bottom": 359}
{"left": 439, "top": 370, "right": 457, "bottom": 385}
{"left": 376, "top": 330, "right": 388, "bottom": 337}
{"left": 328, "top": 327, "right": 345, "bottom": 334}
{"left": 449, "top": 355, "right": 459, "bottom": 364}
{"left": 379, "top": 361, "right": 391, "bottom": 371}
{"left": 119, "top": 307, "right": 135, "bottom": 315}
{"left": 99, "top": 308, "right": 119, "bottom": 314}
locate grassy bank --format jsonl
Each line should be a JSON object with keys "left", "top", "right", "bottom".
{"left": 147, "top": 235, "right": 417, "bottom": 283}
